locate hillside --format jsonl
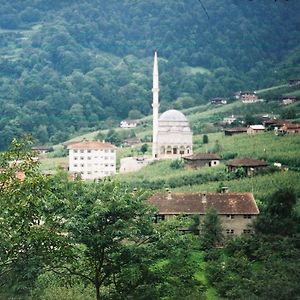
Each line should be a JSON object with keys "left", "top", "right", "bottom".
{"left": 0, "top": 0, "right": 300, "bottom": 149}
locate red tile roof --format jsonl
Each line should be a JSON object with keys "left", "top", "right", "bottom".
{"left": 227, "top": 158, "right": 268, "bottom": 167}
{"left": 67, "top": 140, "right": 116, "bottom": 150}
{"left": 148, "top": 192, "right": 259, "bottom": 215}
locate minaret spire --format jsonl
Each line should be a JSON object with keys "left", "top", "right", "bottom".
{"left": 152, "top": 50, "right": 159, "bottom": 158}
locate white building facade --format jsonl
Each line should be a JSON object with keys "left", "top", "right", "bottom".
{"left": 68, "top": 140, "right": 116, "bottom": 180}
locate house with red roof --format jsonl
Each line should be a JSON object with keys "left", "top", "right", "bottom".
{"left": 148, "top": 191, "right": 259, "bottom": 236}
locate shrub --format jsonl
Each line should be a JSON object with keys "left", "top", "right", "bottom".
{"left": 170, "top": 159, "right": 184, "bottom": 169}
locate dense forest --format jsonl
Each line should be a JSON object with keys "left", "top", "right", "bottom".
{"left": 0, "top": 0, "right": 300, "bottom": 149}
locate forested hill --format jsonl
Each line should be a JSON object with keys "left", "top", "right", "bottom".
{"left": 0, "top": 0, "right": 300, "bottom": 149}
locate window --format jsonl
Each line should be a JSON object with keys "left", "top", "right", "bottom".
{"left": 243, "top": 215, "right": 252, "bottom": 219}
{"left": 74, "top": 150, "right": 78, "bottom": 153}
{"left": 226, "top": 229, "right": 234, "bottom": 235}
{"left": 73, "top": 164, "right": 78, "bottom": 168}
{"left": 74, "top": 157, "right": 78, "bottom": 160}
{"left": 155, "top": 215, "right": 165, "bottom": 223}
{"left": 105, "top": 149, "right": 108, "bottom": 153}
{"left": 80, "top": 157, "right": 84, "bottom": 160}
{"left": 87, "top": 157, "right": 91, "bottom": 160}
{"left": 87, "top": 150, "right": 91, "bottom": 153}
{"left": 226, "top": 214, "right": 235, "bottom": 219}
{"left": 80, "top": 164, "right": 84, "bottom": 167}
{"left": 80, "top": 150, "right": 84, "bottom": 153}
{"left": 110, "top": 150, "right": 114, "bottom": 153}
{"left": 87, "top": 171, "right": 92, "bottom": 175}
{"left": 111, "top": 164, "right": 114, "bottom": 167}
{"left": 243, "top": 229, "right": 252, "bottom": 234}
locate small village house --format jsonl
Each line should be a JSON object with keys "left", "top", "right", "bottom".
{"left": 236, "top": 91, "right": 259, "bottom": 103}
{"left": 211, "top": 97, "right": 227, "bottom": 105}
{"left": 148, "top": 191, "right": 259, "bottom": 236}
{"left": 120, "top": 119, "right": 138, "bottom": 128}
{"left": 263, "top": 118, "right": 285, "bottom": 129}
{"left": 31, "top": 146, "right": 52, "bottom": 155}
{"left": 281, "top": 96, "right": 297, "bottom": 106}
{"left": 288, "top": 78, "right": 300, "bottom": 86}
{"left": 183, "top": 153, "right": 220, "bottom": 168}
{"left": 67, "top": 140, "right": 116, "bottom": 180}
{"left": 122, "top": 137, "right": 141, "bottom": 147}
{"left": 223, "top": 115, "right": 237, "bottom": 125}
{"left": 227, "top": 158, "right": 268, "bottom": 176}
{"left": 279, "top": 123, "right": 300, "bottom": 134}
{"left": 224, "top": 127, "right": 247, "bottom": 136}
{"left": 247, "top": 125, "right": 265, "bottom": 134}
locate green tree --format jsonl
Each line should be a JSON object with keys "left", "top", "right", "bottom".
{"left": 254, "top": 188, "right": 299, "bottom": 236}
{"left": 203, "top": 134, "right": 209, "bottom": 144}
{"left": 140, "top": 143, "right": 148, "bottom": 155}
{"left": 56, "top": 180, "right": 203, "bottom": 300}
{"left": 200, "top": 208, "right": 223, "bottom": 250}
{"left": 0, "top": 138, "right": 68, "bottom": 297}
{"left": 105, "top": 129, "right": 121, "bottom": 146}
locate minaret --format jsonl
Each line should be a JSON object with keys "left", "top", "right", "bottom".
{"left": 152, "top": 51, "right": 159, "bottom": 158}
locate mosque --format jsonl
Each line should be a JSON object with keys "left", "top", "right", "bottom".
{"left": 119, "top": 52, "right": 193, "bottom": 173}
{"left": 152, "top": 51, "right": 193, "bottom": 159}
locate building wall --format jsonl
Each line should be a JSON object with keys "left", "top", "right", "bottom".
{"left": 247, "top": 128, "right": 265, "bottom": 134}
{"left": 158, "top": 214, "right": 256, "bottom": 236}
{"left": 185, "top": 159, "right": 220, "bottom": 168}
{"left": 218, "top": 214, "right": 256, "bottom": 235}
{"left": 69, "top": 148, "right": 116, "bottom": 180}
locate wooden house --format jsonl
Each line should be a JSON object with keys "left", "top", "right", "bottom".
{"left": 279, "top": 123, "right": 300, "bottom": 134}
{"left": 224, "top": 127, "right": 247, "bottom": 136}
{"left": 247, "top": 125, "right": 265, "bottom": 134}
{"left": 183, "top": 153, "right": 220, "bottom": 168}
{"left": 227, "top": 158, "right": 268, "bottom": 176}
{"left": 211, "top": 98, "right": 227, "bottom": 105}
{"left": 236, "top": 91, "right": 259, "bottom": 103}
{"left": 281, "top": 96, "right": 297, "bottom": 105}
{"left": 288, "top": 78, "right": 300, "bottom": 86}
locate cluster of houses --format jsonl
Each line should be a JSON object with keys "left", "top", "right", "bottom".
{"left": 210, "top": 82, "right": 298, "bottom": 106}
{"left": 25, "top": 59, "right": 299, "bottom": 237}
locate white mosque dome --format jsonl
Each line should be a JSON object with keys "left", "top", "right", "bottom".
{"left": 159, "top": 109, "right": 187, "bottom": 122}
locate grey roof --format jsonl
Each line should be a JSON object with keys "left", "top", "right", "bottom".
{"left": 159, "top": 109, "right": 187, "bottom": 122}
{"left": 183, "top": 153, "right": 220, "bottom": 161}
{"left": 227, "top": 158, "right": 268, "bottom": 167}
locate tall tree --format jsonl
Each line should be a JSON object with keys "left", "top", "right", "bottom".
{"left": 55, "top": 180, "right": 203, "bottom": 299}
{"left": 254, "top": 188, "right": 299, "bottom": 236}
{"left": 0, "top": 138, "right": 68, "bottom": 296}
{"left": 200, "top": 208, "right": 223, "bottom": 250}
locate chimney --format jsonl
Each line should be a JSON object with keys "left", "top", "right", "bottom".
{"left": 166, "top": 188, "right": 172, "bottom": 200}
{"left": 221, "top": 187, "right": 229, "bottom": 194}
{"left": 202, "top": 193, "right": 207, "bottom": 204}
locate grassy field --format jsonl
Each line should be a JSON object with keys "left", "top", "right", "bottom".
{"left": 175, "top": 170, "right": 300, "bottom": 201}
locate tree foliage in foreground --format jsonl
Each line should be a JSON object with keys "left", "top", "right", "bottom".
{"left": 200, "top": 208, "right": 223, "bottom": 250}
{"left": 0, "top": 138, "right": 69, "bottom": 295}
{"left": 0, "top": 139, "right": 203, "bottom": 299}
